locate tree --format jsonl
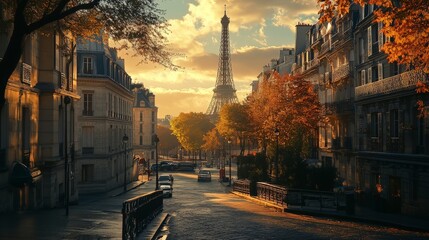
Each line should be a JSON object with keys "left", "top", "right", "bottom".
{"left": 317, "top": 0, "right": 429, "bottom": 114}
{"left": 157, "top": 125, "right": 179, "bottom": 157}
{"left": 170, "top": 112, "right": 214, "bottom": 155}
{"left": 0, "top": 0, "right": 174, "bottom": 110}
{"left": 247, "top": 72, "right": 320, "bottom": 185}
{"left": 216, "top": 103, "right": 252, "bottom": 156}
{"left": 248, "top": 72, "right": 320, "bottom": 147}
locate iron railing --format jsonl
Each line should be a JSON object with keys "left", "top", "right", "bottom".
{"left": 233, "top": 179, "right": 251, "bottom": 195}
{"left": 122, "top": 190, "right": 163, "bottom": 240}
{"left": 285, "top": 189, "right": 346, "bottom": 211}
{"left": 256, "top": 182, "right": 287, "bottom": 206}
{"left": 355, "top": 70, "right": 428, "bottom": 99}
{"left": 332, "top": 63, "right": 351, "bottom": 82}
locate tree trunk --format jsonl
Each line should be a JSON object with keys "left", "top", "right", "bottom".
{"left": 0, "top": 16, "right": 27, "bottom": 111}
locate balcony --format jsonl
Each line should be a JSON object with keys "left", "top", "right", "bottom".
{"left": 82, "top": 147, "right": 94, "bottom": 155}
{"left": 321, "top": 39, "right": 331, "bottom": 54}
{"left": 332, "top": 63, "right": 351, "bottom": 82}
{"left": 355, "top": 70, "right": 428, "bottom": 100}
{"left": 306, "top": 58, "right": 319, "bottom": 70}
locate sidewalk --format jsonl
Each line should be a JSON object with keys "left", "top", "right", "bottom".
{"left": 231, "top": 191, "right": 429, "bottom": 233}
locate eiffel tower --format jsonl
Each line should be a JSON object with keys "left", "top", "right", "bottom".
{"left": 206, "top": 6, "right": 238, "bottom": 116}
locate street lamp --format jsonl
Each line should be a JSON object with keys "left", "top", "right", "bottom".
{"left": 274, "top": 128, "right": 279, "bottom": 183}
{"left": 153, "top": 134, "right": 160, "bottom": 190}
{"left": 122, "top": 134, "right": 129, "bottom": 193}
{"left": 228, "top": 138, "right": 232, "bottom": 186}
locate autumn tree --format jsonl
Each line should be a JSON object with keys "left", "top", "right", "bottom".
{"left": 216, "top": 103, "right": 252, "bottom": 156}
{"left": 247, "top": 72, "right": 320, "bottom": 185}
{"left": 0, "top": 0, "right": 174, "bottom": 110}
{"left": 202, "top": 128, "right": 222, "bottom": 160}
{"left": 157, "top": 125, "right": 179, "bottom": 157}
{"left": 317, "top": 0, "right": 429, "bottom": 113}
{"left": 170, "top": 112, "right": 214, "bottom": 158}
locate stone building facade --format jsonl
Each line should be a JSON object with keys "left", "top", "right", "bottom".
{"left": 0, "top": 23, "right": 78, "bottom": 211}
{"left": 292, "top": 3, "right": 429, "bottom": 217}
{"left": 75, "top": 35, "right": 134, "bottom": 194}
{"left": 132, "top": 84, "right": 157, "bottom": 170}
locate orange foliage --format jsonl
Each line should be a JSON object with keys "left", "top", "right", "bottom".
{"left": 247, "top": 72, "right": 320, "bottom": 145}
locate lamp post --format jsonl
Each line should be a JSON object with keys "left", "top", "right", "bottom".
{"left": 228, "top": 138, "right": 232, "bottom": 186}
{"left": 64, "top": 96, "right": 71, "bottom": 216}
{"left": 153, "top": 134, "right": 160, "bottom": 190}
{"left": 122, "top": 134, "right": 129, "bottom": 193}
{"left": 274, "top": 128, "right": 279, "bottom": 183}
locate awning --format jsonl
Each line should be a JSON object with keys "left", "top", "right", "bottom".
{"left": 9, "top": 161, "right": 33, "bottom": 187}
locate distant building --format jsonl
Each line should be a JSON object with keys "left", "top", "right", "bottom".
{"left": 132, "top": 84, "right": 157, "bottom": 167}
{"left": 75, "top": 34, "right": 134, "bottom": 194}
{"left": 158, "top": 115, "right": 172, "bottom": 128}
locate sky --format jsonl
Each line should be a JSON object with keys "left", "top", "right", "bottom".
{"left": 122, "top": 0, "right": 320, "bottom": 117}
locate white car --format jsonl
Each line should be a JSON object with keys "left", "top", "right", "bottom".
{"left": 159, "top": 182, "right": 173, "bottom": 197}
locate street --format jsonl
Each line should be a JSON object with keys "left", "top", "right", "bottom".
{"left": 161, "top": 169, "right": 429, "bottom": 240}
{"left": 0, "top": 166, "right": 428, "bottom": 239}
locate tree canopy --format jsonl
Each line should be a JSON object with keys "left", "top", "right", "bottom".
{"left": 247, "top": 72, "right": 320, "bottom": 147}
{"left": 157, "top": 125, "right": 180, "bottom": 155}
{"left": 0, "top": 0, "right": 175, "bottom": 109}
{"left": 170, "top": 112, "right": 214, "bottom": 152}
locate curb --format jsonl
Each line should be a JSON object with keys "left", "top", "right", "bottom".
{"left": 150, "top": 213, "right": 170, "bottom": 240}
{"left": 231, "top": 191, "right": 429, "bottom": 233}
{"left": 112, "top": 181, "right": 146, "bottom": 197}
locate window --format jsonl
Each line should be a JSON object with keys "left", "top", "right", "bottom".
{"left": 152, "top": 111, "right": 155, "bottom": 122}
{"left": 367, "top": 68, "right": 372, "bottom": 83}
{"left": 139, "top": 123, "right": 142, "bottom": 133}
{"left": 83, "top": 57, "right": 93, "bottom": 74}
{"left": 82, "top": 126, "right": 94, "bottom": 154}
{"left": 22, "top": 107, "right": 31, "bottom": 167}
{"left": 83, "top": 93, "right": 93, "bottom": 116}
{"left": 378, "top": 22, "right": 384, "bottom": 50}
{"left": 82, "top": 164, "right": 94, "bottom": 182}
{"left": 371, "top": 112, "right": 379, "bottom": 138}
{"left": 390, "top": 109, "right": 399, "bottom": 138}
{"left": 139, "top": 136, "right": 143, "bottom": 145}
{"left": 140, "top": 112, "right": 143, "bottom": 121}
{"left": 152, "top": 124, "right": 155, "bottom": 134}
{"left": 368, "top": 26, "right": 372, "bottom": 56}
{"left": 359, "top": 38, "right": 364, "bottom": 63}
{"left": 378, "top": 63, "right": 383, "bottom": 80}
{"left": 360, "top": 70, "right": 366, "bottom": 85}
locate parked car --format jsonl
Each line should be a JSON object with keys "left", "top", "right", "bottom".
{"left": 197, "top": 170, "right": 211, "bottom": 182}
{"left": 158, "top": 174, "right": 173, "bottom": 186}
{"left": 159, "top": 182, "right": 173, "bottom": 198}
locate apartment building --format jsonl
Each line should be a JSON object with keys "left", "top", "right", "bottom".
{"left": 293, "top": 3, "right": 429, "bottom": 217}
{"left": 132, "top": 84, "right": 157, "bottom": 169}
{"left": 75, "top": 35, "right": 134, "bottom": 194}
{"left": 0, "top": 23, "right": 79, "bottom": 210}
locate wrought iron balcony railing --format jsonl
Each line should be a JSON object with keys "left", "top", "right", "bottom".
{"left": 332, "top": 63, "right": 351, "bottom": 82}
{"left": 355, "top": 70, "right": 428, "bottom": 100}
{"left": 21, "top": 62, "right": 32, "bottom": 85}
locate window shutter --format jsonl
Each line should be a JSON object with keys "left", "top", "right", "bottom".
{"left": 361, "top": 70, "right": 366, "bottom": 85}
{"left": 368, "top": 67, "right": 372, "bottom": 83}
{"left": 368, "top": 26, "right": 372, "bottom": 56}
{"left": 378, "top": 63, "right": 383, "bottom": 80}
{"left": 378, "top": 22, "right": 384, "bottom": 50}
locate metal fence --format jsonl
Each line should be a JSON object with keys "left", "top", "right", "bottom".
{"left": 122, "top": 190, "right": 163, "bottom": 240}
{"left": 256, "top": 182, "right": 287, "bottom": 207}
{"left": 233, "top": 179, "right": 251, "bottom": 195}
{"left": 285, "top": 189, "right": 346, "bottom": 211}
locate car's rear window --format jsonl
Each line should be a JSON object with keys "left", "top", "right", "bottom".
{"left": 159, "top": 176, "right": 170, "bottom": 181}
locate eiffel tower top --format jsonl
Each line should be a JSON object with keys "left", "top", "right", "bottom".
{"left": 205, "top": 5, "right": 239, "bottom": 116}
